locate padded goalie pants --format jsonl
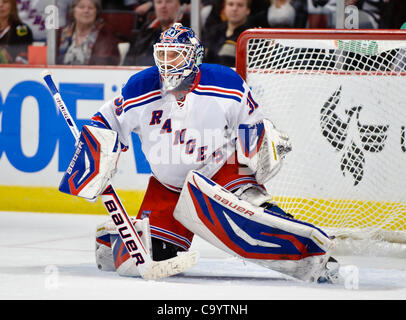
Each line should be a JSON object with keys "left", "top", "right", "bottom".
{"left": 136, "top": 159, "right": 264, "bottom": 251}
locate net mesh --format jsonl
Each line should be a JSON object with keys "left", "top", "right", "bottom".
{"left": 239, "top": 31, "right": 406, "bottom": 246}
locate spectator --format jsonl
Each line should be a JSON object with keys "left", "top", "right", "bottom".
{"left": 250, "top": 0, "right": 308, "bottom": 28}
{"left": 124, "top": 0, "right": 189, "bottom": 66}
{"left": 202, "top": 0, "right": 268, "bottom": 29}
{"left": 133, "top": 1, "right": 154, "bottom": 28}
{"left": 251, "top": 0, "right": 296, "bottom": 28}
{"left": 201, "top": 0, "right": 226, "bottom": 30}
{"left": 202, "top": 0, "right": 252, "bottom": 67}
{"left": 0, "top": 0, "right": 33, "bottom": 64}
{"left": 57, "top": 0, "right": 120, "bottom": 65}
{"left": 58, "top": 0, "right": 79, "bottom": 28}
{"left": 291, "top": 0, "right": 309, "bottom": 27}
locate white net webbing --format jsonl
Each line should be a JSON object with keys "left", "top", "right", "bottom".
{"left": 239, "top": 30, "right": 406, "bottom": 250}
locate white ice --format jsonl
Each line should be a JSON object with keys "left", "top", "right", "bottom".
{"left": 1, "top": 211, "right": 405, "bottom": 300}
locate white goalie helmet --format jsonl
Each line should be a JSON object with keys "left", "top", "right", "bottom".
{"left": 153, "top": 23, "right": 204, "bottom": 93}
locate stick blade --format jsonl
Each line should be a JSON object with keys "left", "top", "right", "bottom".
{"left": 142, "top": 250, "right": 199, "bottom": 280}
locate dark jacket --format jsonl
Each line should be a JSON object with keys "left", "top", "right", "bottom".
{"left": 0, "top": 22, "right": 33, "bottom": 64}
{"left": 203, "top": 21, "right": 251, "bottom": 68}
{"left": 124, "top": 25, "right": 162, "bottom": 67}
{"left": 124, "top": 14, "right": 190, "bottom": 67}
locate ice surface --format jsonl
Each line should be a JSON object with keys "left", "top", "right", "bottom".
{"left": 0, "top": 211, "right": 405, "bottom": 300}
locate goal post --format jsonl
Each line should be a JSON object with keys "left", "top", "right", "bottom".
{"left": 236, "top": 29, "right": 406, "bottom": 250}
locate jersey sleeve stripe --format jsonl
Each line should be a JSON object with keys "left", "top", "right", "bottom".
{"left": 193, "top": 90, "right": 242, "bottom": 103}
{"left": 91, "top": 112, "right": 112, "bottom": 130}
{"left": 124, "top": 95, "right": 162, "bottom": 113}
{"left": 193, "top": 84, "right": 243, "bottom": 102}
{"left": 195, "top": 84, "right": 244, "bottom": 97}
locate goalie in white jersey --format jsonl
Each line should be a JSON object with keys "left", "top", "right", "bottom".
{"left": 63, "top": 23, "right": 339, "bottom": 282}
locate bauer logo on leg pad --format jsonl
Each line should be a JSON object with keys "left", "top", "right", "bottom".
{"left": 59, "top": 125, "right": 120, "bottom": 199}
{"left": 174, "top": 171, "right": 331, "bottom": 261}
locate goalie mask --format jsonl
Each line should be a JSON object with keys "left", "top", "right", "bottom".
{"left": 153, "top": 23, "right": 204, "bottom": 94}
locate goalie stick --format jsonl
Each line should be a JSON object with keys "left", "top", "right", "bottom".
{"left": 41, "top": 70, "right": 198, "bottom": 280}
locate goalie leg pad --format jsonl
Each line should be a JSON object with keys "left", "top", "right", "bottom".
{"left": 95, "top": 225, "right": 115, "bottom": 272}
{"left": 174, "top": 170, "right": 334, "bottom": 281}
{"left": 59, "top": 125, "right": 120, "bottom": 200}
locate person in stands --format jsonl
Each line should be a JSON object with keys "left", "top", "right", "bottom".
{"left": 124, "top": 0, "right": 190, "bottom": 66}
{"left": 202, "top": 0, "right": 252, "bottom": 67}
{"left": 57, "top": 0, "right": 120, "bottom": 65}
{"left": 0, "top": 0, "right": 32, "bottom": 64}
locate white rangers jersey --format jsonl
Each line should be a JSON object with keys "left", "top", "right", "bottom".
{"left": 92, "top": 63, "right": 264, "bottom": 190}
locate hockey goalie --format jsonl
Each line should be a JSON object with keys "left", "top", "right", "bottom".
{"left": 60, "top": 23, "right": 340, "bottom": 283}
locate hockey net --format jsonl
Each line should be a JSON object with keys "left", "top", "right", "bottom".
{"left": 236, "top": 29, "right": 406, "bottom": 255}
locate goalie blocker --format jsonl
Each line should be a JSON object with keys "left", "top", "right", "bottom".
{"left": 174, "top": 170, "right": 337, "bottom": 282}
{"left": 59, "top": 125, "right": 120, "bottom": 200}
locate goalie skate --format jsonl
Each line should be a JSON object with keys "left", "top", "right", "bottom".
{"left": 315, "top": 256, "right": 341, "bottom": 284}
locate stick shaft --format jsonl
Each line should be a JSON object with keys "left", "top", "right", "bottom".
{"left": 42, "top": 70, "right": 152, "bottom": 275}
{"left": 42, "top": 71, "right": 80, "bottom": 140}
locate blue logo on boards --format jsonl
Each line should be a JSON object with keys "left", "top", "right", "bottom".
{"left": 0, "top": 80, "right": 151, "bottom": 174}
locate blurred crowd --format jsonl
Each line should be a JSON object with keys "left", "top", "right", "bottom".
{"left": 0, "top": 0, "right": 405, "bottom": 67}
